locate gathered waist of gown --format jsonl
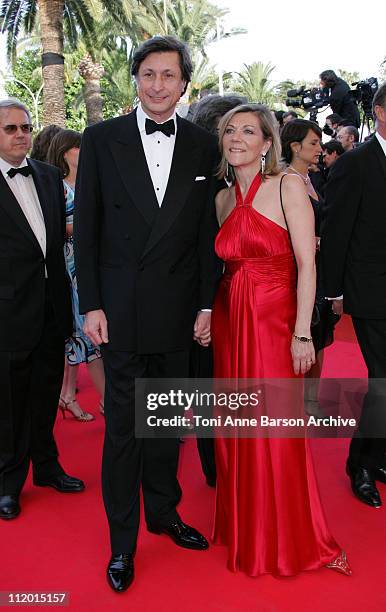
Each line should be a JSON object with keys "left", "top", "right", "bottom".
{"left": 222, "top": 253, "right": 297, "bottom": 298}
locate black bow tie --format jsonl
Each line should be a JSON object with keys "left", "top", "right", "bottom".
{"left": 145, "top": 118, "right": 175, "bottom": 137}
{"left": 7, "top": 165, "right": 31, "bottom": 178}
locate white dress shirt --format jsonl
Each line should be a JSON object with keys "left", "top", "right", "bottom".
{"left": 136, "top": 103, "right": 177, "bottom": 206}
{"left": 0, "top": 156, "right": 46, "bottom": 257}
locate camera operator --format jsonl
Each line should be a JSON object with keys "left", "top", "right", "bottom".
{"left": 320, "top": 70, "right": 360, "bottom": 128}
{"left": 323, "top": 113, "right": 343, "bottom": 138}
{"left": 337, "top": 125, "right": 359, "bottom": 152}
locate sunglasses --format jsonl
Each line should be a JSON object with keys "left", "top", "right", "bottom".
{"left": 0, "top": 124, "right": 34, "bottom": 134}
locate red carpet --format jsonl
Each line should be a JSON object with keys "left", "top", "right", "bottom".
{"left": 1, "top": 316, "right": 385, "bottom": 611}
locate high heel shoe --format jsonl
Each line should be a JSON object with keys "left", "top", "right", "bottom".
{"left": 58, "top": 397, "right": 95, "bottom": 422}
{"left": 325, "top": 550, "right": 352, "bottom": 576}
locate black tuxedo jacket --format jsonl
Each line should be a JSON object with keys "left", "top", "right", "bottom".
{"left": 322, "top": 136, "right": 386, "bottom": 318}
{"left": 0, "top": 159, "right": 72, "bottom": 351}
{"left": 74, "top": 110, "right": 220, "bottom": 353}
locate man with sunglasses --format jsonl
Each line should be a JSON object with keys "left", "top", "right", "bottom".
{"left": 0, "top": 98, "right": 84, "bottom": 521}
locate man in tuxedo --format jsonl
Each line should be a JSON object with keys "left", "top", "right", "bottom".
{"left": 322, "top": 83, "right": 386, "bottom": 508}
{"left": 74, "top": 36, "right": 219, "bottom": 592}
{"left": 0, "top": 99, "right": 85, "bottom": 521}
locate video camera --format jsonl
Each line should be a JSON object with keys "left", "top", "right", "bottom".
{"left": 351, "top": 77, "right": 378, "bottom": 119}
{"left": 286, "top": 86, "right": 329, "bottom": 112}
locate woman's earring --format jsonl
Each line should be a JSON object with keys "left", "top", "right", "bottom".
{"left": 261, "top": 153, "right": 266, "bottom": 175}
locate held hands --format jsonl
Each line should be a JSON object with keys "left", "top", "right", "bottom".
{"left": 291, "top": 336, "right": 316, "bottom": 375}
{"left": 84, "top": 309, "right": 109, "bottom": 346}
{"left": 332, "top": 299, "right": 343, "bottom": 316}
{"left": 193, "top": 311, "right": 211, "bottom": 347}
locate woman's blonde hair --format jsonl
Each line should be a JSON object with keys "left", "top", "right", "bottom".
{"left": 217, "top": 103, "right": 282, "bottom": 181}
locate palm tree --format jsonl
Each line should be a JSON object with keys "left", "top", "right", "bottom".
{"left": 78, "top": 53, "right": 105, "bottom": 124}
{"left": 1, "top": 0, "right": 95, "bottom": 125}
{"left": 74, "top": 0, "right": 156, "bottom": 124}
{"left": 154, "top": 0, "right": 245, "bottom": 101}
{"left": 0, "top": 0, "right": 155, "bottom": 126}
{"left": 235, "top": 62, "right": 277, "bottom": 105}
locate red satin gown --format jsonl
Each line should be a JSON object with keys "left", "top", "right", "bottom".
{"left": 211, "top": 173, "right": 342, "bottom": 577}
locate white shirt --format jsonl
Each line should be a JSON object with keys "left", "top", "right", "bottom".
{"left": 0, "top": 156, "right": 46, "bottom": 257}
{"left": 136, "top": 103, "right": 177, "bottom": 206}
{"left": 375, "top": 130, "right": 386, "bottom": 156}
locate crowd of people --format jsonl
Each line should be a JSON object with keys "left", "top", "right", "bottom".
{"left": 0, "top": 34, "right": 385, "bottom": 593}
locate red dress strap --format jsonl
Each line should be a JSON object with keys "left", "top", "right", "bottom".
{"left": 235, "top": 172, "right": 263, "bottom": 207}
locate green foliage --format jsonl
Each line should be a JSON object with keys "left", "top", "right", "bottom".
{"left": 337, "top": 69, "right": 360, "bottom": 86}
{"left": 234, "top": 62, "right": 277, "bottom": 105}
{"left": 64, "top": 78, "right": 88, "bottom": 131}
{"left": 3, "top": 50, "right": 43, "bottom": 125}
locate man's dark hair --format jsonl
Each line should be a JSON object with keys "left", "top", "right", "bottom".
{"left": 373, "top": 82, "right": 386, "bottom": 117}
{"left": 280, "top": 118, "right": 322, "bottom": 163}
{"left": 283, "top": 110, "right": 298, "bottom": 120}
{"left": 320, "top": 70, "right": 339, "bottom": 88}
{"left": 322, "top": 139, "right": 344, "bottom": 156}
{"left": 191, "top": 94, "right": 248, "bottom": 135}
{"left": 274, "top": 110, "right": 285, "bottom": 127}
{"left": 131, "top": 36, "right": 193, "bottom": 96}
{"left": 326, "top": 113, "right": 343, "bottom": 125}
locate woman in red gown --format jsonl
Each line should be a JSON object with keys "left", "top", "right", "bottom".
{"left": 211, "top": 104, "right": 351, "bottom": 577}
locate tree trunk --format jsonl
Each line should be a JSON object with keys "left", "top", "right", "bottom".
{"left": 78, "top": 54, "right": 105, "bottom": 125}
{"left": 38, "top": 0, "right": 66, "bottom": 127}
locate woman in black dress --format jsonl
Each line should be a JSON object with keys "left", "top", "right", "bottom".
{"left": 281, "top": 119, "right": 340, "bottom": 415}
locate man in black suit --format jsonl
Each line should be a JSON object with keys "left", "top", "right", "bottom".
{"left": 74, "top": 37, "right": 219, "bottom": 592}
{"left": 322, "top": 83, "right": 386, "bottom": 508}
{"left": 0, "top": 99, "right": 85, "bottom": 521}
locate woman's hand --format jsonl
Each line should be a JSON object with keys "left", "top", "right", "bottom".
{"left": 291, "top": 337, "right": 316, "bottom": 375}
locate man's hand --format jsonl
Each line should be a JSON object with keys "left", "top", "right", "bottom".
{"left": 84, "top": 309, "right": 109, "bottom": 345}
{"left": 332, "top": 299, "right": 343, "bottom": 316}
{"left": 193, "top": 311, "right": 211, "bottom": 347}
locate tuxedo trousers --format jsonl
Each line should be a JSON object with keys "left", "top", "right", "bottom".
{"left": 189, "top": 342, "right": 216, "bottom": 485}
{"left": 100, "top": 346, "right": 190, "bottom": 554}
{"left": 0, "top": 288, "right": 65, "bottom": 496}
{"left": 350, "top": 317, "right": 386, "bottom": 469}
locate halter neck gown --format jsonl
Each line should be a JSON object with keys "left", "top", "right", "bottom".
{"left": 211, "top": 173, "right": 342, "bottom": 576}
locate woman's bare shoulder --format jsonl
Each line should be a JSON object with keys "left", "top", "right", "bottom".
{"left": 216, "top": 186, "right": 234, "bottom": 224}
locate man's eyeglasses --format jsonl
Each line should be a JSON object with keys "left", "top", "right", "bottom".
{"left": 0, "top": 124, "right": 33, "bottom": 134}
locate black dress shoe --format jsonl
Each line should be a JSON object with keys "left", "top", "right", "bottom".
{"left": 148, "top": 520, "right": 209, "bottom": 550}
{"left": 374, "top": 465, "right": 386, "bottom": 485}
{"left": 0, "top": 495, "right": 20, "bottom": 520}
{"left": 346, "top": 463, "right": 382, "bottom": 508}
{"left": 106, "top": 553, "right": 134, "bottom": 592}
{"left": 33, "top": 473, "right": 85, "bottom": 492}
